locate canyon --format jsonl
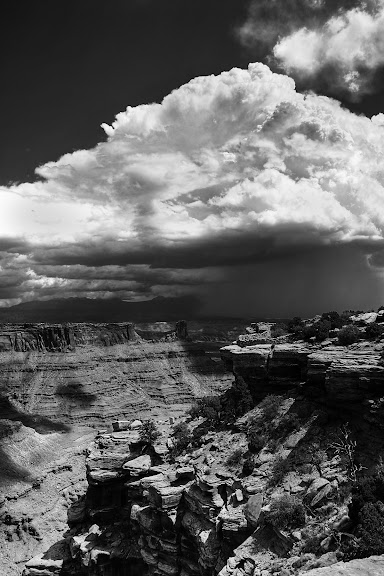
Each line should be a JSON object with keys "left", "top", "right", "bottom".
{"left": 0, "top": 321, "right": 235, "bottom": 575}
{"left": 2, "top": 320, "right": 384, "bottom": 576}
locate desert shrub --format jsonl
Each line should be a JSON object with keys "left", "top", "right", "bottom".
{"left": 338, "top": 325, "right": 360, "bottom": 346}
{"left": 321, "top": 311, "right": 344, "bottom": 329}
{"left": 188, "top": 396, "right": 221, "bottom": 426}
{"left": 274, "top": 412, "right": 301, "bottom": 438}
{"left": 191, "top": 423, "right": 209, "bottom": 446}
{"left": 303, "top": 320, "right": 331, "bottom": 342}
{"left": 312, "top": 448, "right": 328, "bottom": 468}
{"left": 170, "top": 422, "right": 191, "bottom": 455}
{"left": 260, "top": 394, "right": 281, "bottom": 421}
{"left": 271, "top": 323, "right": 288, "bottom": 338}
{"left": 268, "top": 437, "right": 280, "bottom": 453}
{"left": 247, "top": 430, "right": 266, "bottom": 453}
{"left": 287, "top": 317, "right": 304, "bottom": 336}
{"left": 269, "top": 456, "right": 291, "bottom": 486}
{"left": 242, "top": 456, "right": 255, "bottom": 476}
{"left": 301, "top": 535, "right": 322, "bottom": 554}
{"left": 139, "top": 420, "right": 161, "bottom": 445}
{"left": 226, "top": 448, "right": 244, "bottom": 468}
{"left": 365, "top": 323, "right": 384, "bottom": 340}
{"left": 266, "top": 494, "right": 306, "bottom": 530}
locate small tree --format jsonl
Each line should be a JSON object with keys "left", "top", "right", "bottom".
{"left": 170, "top": 422, "right": 191, "bottom": 455}
{"left": 139, "top": 419, "right": 161, "bottom": 445}
{"left": 338, "top": 325, "right": 360, "bottom": 346}
{"left": 329, "top": 423, "right": 365, "bottom": 483}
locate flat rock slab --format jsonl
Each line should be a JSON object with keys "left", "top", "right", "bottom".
{"left": 305, "top": 555, "right": 384, "bottom": 575}
{"left": 123, "top": 454, "right": 151, "bottom": 475}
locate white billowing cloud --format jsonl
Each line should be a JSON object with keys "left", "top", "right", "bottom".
{"left": 274, "top": 3, "right": 384, "bottom": 95}
{"left": 1, "top": 62, "right": 384, "bottom": 307}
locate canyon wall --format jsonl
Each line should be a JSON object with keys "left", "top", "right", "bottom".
{"left": 0, "top": 323, "right": 232, "bottom": 427}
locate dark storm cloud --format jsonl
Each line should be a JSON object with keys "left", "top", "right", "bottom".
{"left": 201, "top": 243, "right": 384, "bottom": 318}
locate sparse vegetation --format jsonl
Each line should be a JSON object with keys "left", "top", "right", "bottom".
{"left": 338, "top": 325, "right": 360, "bottom": 346}
{"left": 247, "top": 429, "right": 266, "bottom": 453}
{"left": 269, "top": 455, "right": 292, "bottom": 486}
{"left": 329, "top": 423, "right": 364, "bottom": 483}
{"left": 139, "top": 419, "right": 161, "bottom": 445}
{"left": 226, "top": 448, "right": 244, "bottom": 468}
{"left": 265, "top": 494, "right": 306, "bottom": 530}
{"left": 274, "top": 412, "right": 301, "bottom": 438}
{"left": 271, "top": 323, "right": 288, "bottom": 338}
{"left": 260, "top": 394, "right": 281, "bottom": 421}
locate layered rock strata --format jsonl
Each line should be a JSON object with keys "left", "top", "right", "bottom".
{"left": 0, "top": 341, "right": 232, "bottom": 426}
{"left": 221, "top": 342, "right": 384, "bottom": 409}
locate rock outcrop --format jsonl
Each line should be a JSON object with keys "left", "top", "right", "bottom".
{"left": 221, "top": 342, "right": 384, "bottom": 410}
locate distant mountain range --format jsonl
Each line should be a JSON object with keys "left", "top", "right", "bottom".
{"left": 0, "top": 296, "right": 204, "bottom": 324}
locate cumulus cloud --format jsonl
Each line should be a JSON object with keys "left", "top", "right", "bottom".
{"left": 2, "top": 62, "right": 384, "bottom": 314}
{"left": 237, "top": 0, "right": 379, "bottom": 50}
{"left": 273, "top": 2, "right": 384, "bottom": 97}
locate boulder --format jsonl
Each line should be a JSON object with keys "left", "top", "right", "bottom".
{"left": 130, "top": 420, "right": 143, "bottom": 430}
{"left": 123, "top": 455, "right": 151, "bottom": 476}
{"left": 112, "top": 421, "right": 130, "bottom": 431}
{"left": 244, "top": 493, "right": 263, "bottom": 527}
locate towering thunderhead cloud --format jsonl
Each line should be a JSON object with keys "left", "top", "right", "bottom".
{"left": 1, "top": 63, "right": 384, "bottom": 315}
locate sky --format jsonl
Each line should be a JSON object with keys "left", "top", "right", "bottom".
{"left": 1, "top": 0, "right": 384, "bottom": 317}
